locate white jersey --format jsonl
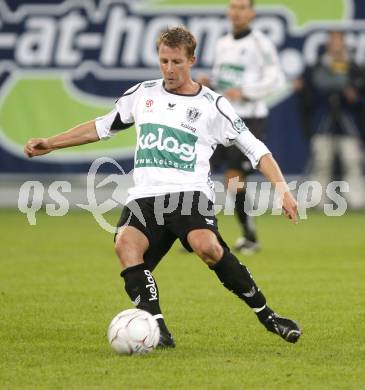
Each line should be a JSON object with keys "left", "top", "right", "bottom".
{"left": 212, "top": 30, "right": 284, "bottom": 118}
{"left": 95, "top": 79, "right": 270, "bottom": 203}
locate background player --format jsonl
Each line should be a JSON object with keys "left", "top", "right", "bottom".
{"left": 198, "top": 0, "right": 285, "bottom": 254}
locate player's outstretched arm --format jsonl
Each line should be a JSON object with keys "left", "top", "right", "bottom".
{"left": 24, "top": 120, "right": 99, "bottom": 158}
{"left": 258, "top": 153, "right": 298, "bottom": 223}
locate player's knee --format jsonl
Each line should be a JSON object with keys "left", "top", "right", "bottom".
{"left": 194, "top": 240, "right": 223, "bottom": 266}
{"left": 114, "top": 237, "right": 126, "bottom": 260}
{"left": 115, "top": 235, "right": 140, "bottom": 263}
{"left": 187, "top": 230, "right": 224, "bottom": 265}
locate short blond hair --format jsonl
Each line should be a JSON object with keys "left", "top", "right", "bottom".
{"left": 156, "top": 26, "right": 197, "bottom": 58}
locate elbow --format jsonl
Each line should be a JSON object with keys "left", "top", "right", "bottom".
{"left": 257, "top": 153, "right": 273, "bottom": 171}
{"left": 87, "top": 121, "right": 100, "bottom": 143}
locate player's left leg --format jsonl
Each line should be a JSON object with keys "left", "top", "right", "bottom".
{"left": 187, "top": 229, "right": 301, "bottom": 343}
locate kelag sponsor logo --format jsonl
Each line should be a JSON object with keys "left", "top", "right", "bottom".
{"left": 136, "top": 123, "right": 197, "bottom": 171}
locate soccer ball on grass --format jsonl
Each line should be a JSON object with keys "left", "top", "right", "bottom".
{"left": 107, "top": 309, "right": 160, "bottom": 355}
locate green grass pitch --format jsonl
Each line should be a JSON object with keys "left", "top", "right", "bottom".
{"left": 0, "top": 210, "right": 364, "bottom": 389}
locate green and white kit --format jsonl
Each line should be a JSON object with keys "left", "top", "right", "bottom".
{"left": 212, "top": 30, "right": 284, "bottom": 118}
{"left": 95, "top": 79, "right": 270, "bottom": 203}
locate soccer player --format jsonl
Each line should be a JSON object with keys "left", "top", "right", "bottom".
{"left": 24, "top": 26, "right": 301, "bottom": 347}
{"left": 198, "top": 0, "right": 285, "bottom": 254}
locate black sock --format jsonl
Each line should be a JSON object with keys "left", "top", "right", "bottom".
{"left": 236, "top": 190, "right": 257, "bottom": 242}
{"left": 211, "top": 248, "right": 270, "bottom": 317}
{"left": 121, "top": 264, "right": 169, "bottom": 335}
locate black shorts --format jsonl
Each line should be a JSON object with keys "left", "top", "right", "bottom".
{"left": 211, "top": 117, "right": 266, "bottom": 174}
{"left": 115, "top": 191, "right": 228, "bottom": 271}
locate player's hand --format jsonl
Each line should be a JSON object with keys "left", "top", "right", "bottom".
{"left": 224, "top": 88, "right": 242, "bottom": 102}
{"left": 282, "top": 191, "right": 298, "bottom": 224}
{"left": 24, "top": 138, "right": 52, "bottom": 158}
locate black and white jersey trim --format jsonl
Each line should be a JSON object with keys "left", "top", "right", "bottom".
{"left": 216, "top": 96, "right": 235, "bottom": 129}
{"left": 115, "top": 83, "right": 142, "bottom": 103}
{"left": 111, "top": 112, "right": 134, "bottom": 131}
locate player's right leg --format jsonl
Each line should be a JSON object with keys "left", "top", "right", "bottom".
{"left": 115, "top": 200, "right": 176, "bottom": 348}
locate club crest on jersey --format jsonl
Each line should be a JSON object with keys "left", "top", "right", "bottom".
{"left": 233, "top": 118, "right": 247, "bottom": 133}
{"left": 186, "top": 107, "right": 202, "bottom": 123}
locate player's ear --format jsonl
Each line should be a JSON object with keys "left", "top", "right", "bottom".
{"left": 189, "top": 55, "right": 196, "bottom": 66}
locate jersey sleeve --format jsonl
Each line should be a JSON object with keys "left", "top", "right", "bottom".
{"left": 234, "top": 131, "right": 271, "bottom": 169}
{"left": 95, "top": 83, "right": 141, "bottom": 140}
{"left": 214, "top": 96, "right": 249, "bottom": 145}
{"left": 242, "top": 33, "right": 285, "bottom": 100}
{"left": 214, "top": 96, "right": 271, "bottom": 168}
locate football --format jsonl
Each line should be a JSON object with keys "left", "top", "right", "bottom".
{"left": 107, "top": 309, "right": 160, "bottom": 355}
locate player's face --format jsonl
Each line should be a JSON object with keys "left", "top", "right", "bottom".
{"left": 228, "top": 0, "right": 255, "bottom": 32}
{"left": 159, "top": 44, "right": 196, "bottom": 93}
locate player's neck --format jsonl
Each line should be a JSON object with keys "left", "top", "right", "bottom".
{"left": 233, "top": 27, "right": 251, "bottom": 40}
{"left": 164, "top": 80, "right": 201, "bottom": 96}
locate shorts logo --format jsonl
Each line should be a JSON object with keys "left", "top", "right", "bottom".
{"left": 205, "top": 218, "right": 214, "bottom": 226}
{"left": 136, "top": 123, "right": 198, "bottom": 171}
{"left": 233, "top": 118, "right": 247, "bottom": 133}
{"left": 186, "top": 107, "right": 202, "bottom": 123}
